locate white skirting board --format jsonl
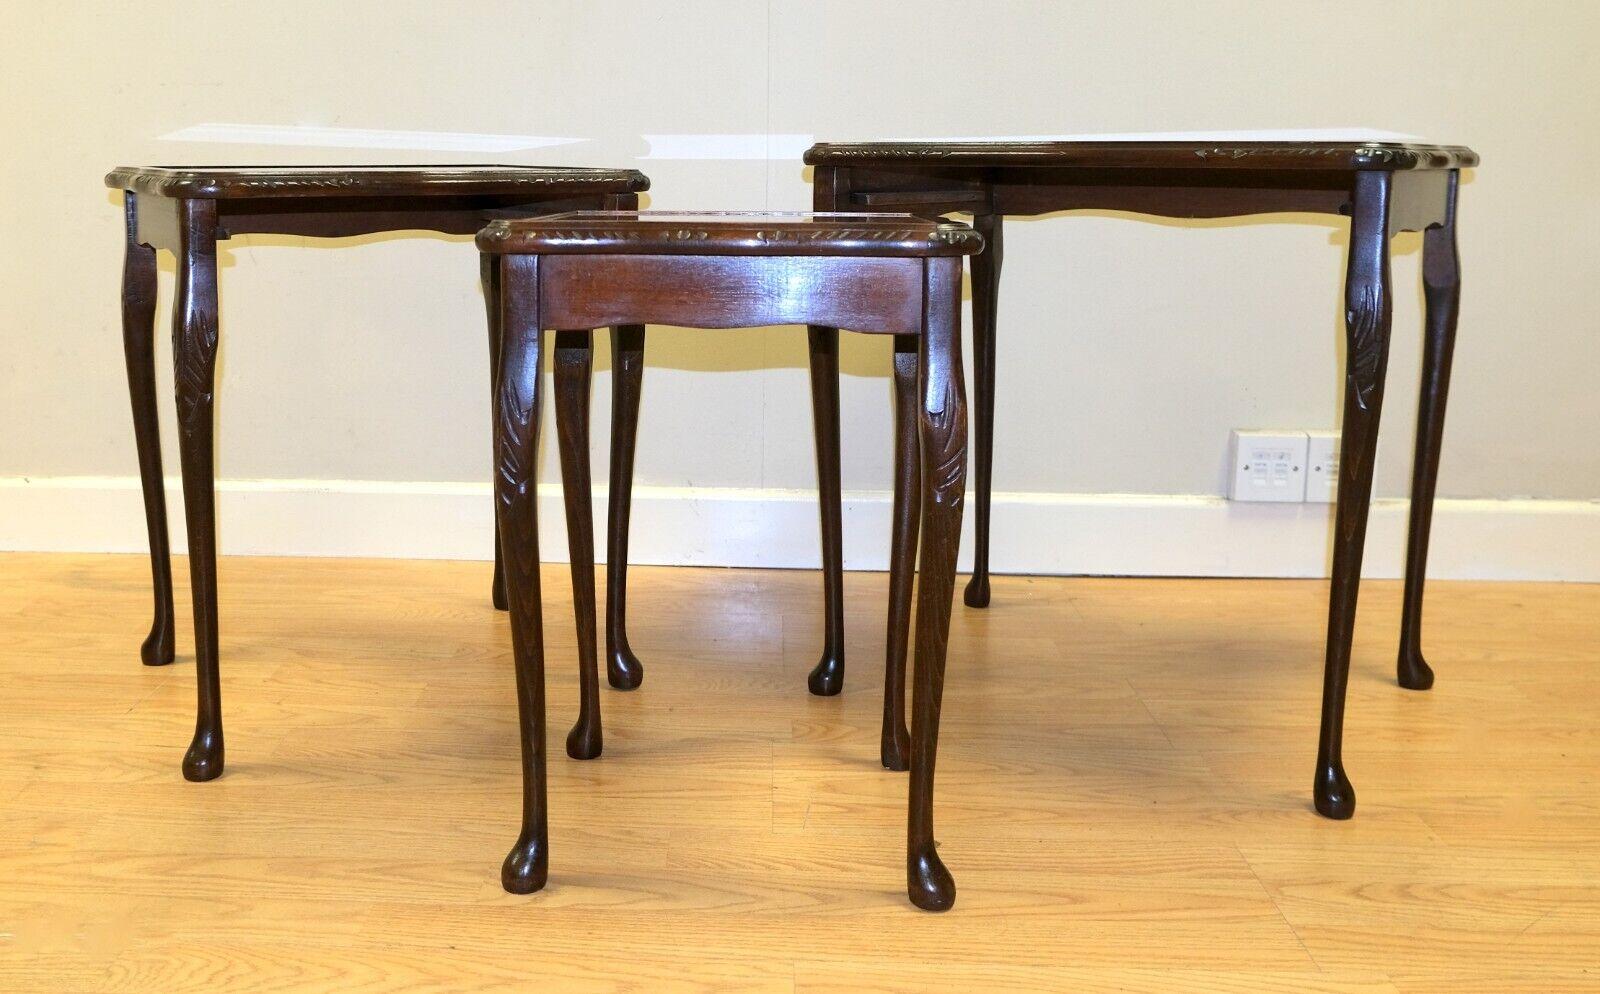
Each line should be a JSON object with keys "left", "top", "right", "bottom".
{"left": 1, "top": 476, "right": 1597, "bottom": 581}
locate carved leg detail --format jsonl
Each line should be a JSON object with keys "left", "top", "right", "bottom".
{"left": 555, "top": 331, "right": 603, "bottom": 760}
{"left": 806, "top": 325, "right": 846, "bottom": 696}
{"left": 1398, "top": 173, "right": 1461, "bottom": 692}
{"left": 606, "top": 324, "right": 646, "bottom": 690}
{"left": 496, "top": 255, "right": 549, "bottom": 894}
{"left": 1316, "top": 172, "right": 1395, "bottom": 821}
{"left": 171, "top": 200, "right": 223, "bottom": 783}
{"left": 482, "top": 254, "right": 509, "bottom": 612}
{"left": 121, "top": 192, "right": 175, "bottom": 666}
{"left": 964, "top": 212, "right": 1002, "bottom": 609}
{"left": 907, "top": 258, "right": 967, "bottom": 911}
{"left": 882, "top": 335, "right": 920, "bottom": 772}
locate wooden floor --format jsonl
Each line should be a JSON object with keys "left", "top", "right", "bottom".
{"left": 2, "top": 553, "right": 1597, "bottom": 992}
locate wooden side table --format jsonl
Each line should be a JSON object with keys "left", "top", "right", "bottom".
{"left": 477, "top": 210, "right": 983, "bottom": 911}
{"left": 799, "top": 140, "right": 1479, "bottom": 818}
{"left": 107, "top": 165, "right": 649, "bottom": 783}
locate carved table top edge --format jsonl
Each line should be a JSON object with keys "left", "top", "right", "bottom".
{"left": 805, "top": 141, "right": 1478, "bottom": 171}
{"left": 105, "top": 165, "right": 651, "bottom": 199}
{"left": 476, "top": 210, "right": 983, "bottom": 258}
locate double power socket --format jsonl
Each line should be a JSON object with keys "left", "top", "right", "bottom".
{"left": 1229, "top": 430, "right": 1342, "bottom": 503}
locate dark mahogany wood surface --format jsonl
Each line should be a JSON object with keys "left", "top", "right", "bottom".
{"left": 106, "top": 165, "right": 648, "bottom": 200}
{"left": 805, "top": 141, "right": 1478, "bottom": 171}
{"left": 534, "top": 255, "right": 933, "bottom": 336}
{"left": 477, "top": 210, "right": 982, "bottom": 257}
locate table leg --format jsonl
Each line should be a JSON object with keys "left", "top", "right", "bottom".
{"left": 964, "top": 212, "right": 1002, "bottom": 609}
{"left": 171, "top": 199, "right": 224, "bottom": 783}
{"left": 555, "top": 330, "right": 603, "bottom": 760}
{"left": 482, "top": 254, "right": 508, "bottom": 612}
{"left": 882, "top": 335, "right": 919, "bottom": 772}
{"left": 907, "top": 258, "right": 967, "bottom": 912}
{"left": 605, "top": 324, "right": 646, "bottom": 690}
{"left": 121, "top": 192, "right": 175, "bottom": 666}
{"left": 1315, "top": 172, "right": 1395, "bottom": 821}
{"left": 1397, "top": 172, "right": 1461, "bottom": 692}
{"left": 496, "top": 255, "right": 550, "bottom": 894}
{"left": 806, "top": 325, "right": 846, "bottom": 696}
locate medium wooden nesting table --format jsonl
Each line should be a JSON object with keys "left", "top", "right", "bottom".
{"left": 798, "top": 140, "right": 1479, "bottom": 820}
{"left": 108, "top": 164, "right": 648, "bottom": 782}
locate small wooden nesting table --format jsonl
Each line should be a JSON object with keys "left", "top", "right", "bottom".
{"left": 477, "top": 210, "right": 983, "bottom": 911}
{"left": 107, "top": 165, "right": 648, "bottom": 783}
{"left": 799, "top": 140, "right": 1479, "bottom": 821}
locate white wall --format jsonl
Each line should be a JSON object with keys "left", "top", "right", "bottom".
{"left": 2, "top": 1, "right": 1598, "bottom": 575}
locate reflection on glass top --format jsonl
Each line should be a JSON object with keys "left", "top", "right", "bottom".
{"left": 138, "top": 164, "right": 599, "bottom": 173}
{"left": 843, "top": 129, "right": 1427, "bottom": 144}
{"left": 528, "top": 210, "right": 931, "bottom": 224}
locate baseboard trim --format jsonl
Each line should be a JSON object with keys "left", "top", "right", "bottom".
{"left": 2, "top": 476, "right": 1596, "bottom": 581}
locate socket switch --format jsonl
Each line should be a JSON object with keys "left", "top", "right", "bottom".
{"left": 1305, "top": 430, "right": 1340, "bottom": 503}
{"left": 1229, "top": 430, "right": 1308, "bottom": 502}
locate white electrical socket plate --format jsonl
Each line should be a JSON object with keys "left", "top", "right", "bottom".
{"left": 1305, "top": 431, "right": 1340, "bottom": 503}
{"left": 1229, "top": 430, "right": 1309, "bottom": 502}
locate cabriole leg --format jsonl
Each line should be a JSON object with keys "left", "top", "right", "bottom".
{"left": 806, "top": 325, "right": 846, "bottom": 696}
{"left": 496, "top": 255, "right": 550, "bottom": 894}
{"left": 605, "top": 324, "right": 646, "bottom": 690}
{"left": 482, "top": 253, "right": 508, "bottom": 611}
{"left": 907, "top": 258, "right": 968, "bottom": 911}
{"left": 121, "top": 192, "right": 175, "bottom": 666}
{"left": 1397, "top": 172, "right": 1461, "bottom": 692}
{"left": 555, "top": 330, "right": 603, "bottom": 759}
{"left": 1315, "top": 172, "right": 1396, "bottom": 821}
{"left": 172, "top": 200, "right": 223, "bottom": 782}
{"left": 882, "top": 335, "right": 920, "bottom": 771}
{"left": 963, "top": 212, "right": 1002, "bottom": 608}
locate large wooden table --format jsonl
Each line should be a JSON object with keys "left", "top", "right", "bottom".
{"left": 798, "top": 139, "right": 1479, "bottom": 820}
